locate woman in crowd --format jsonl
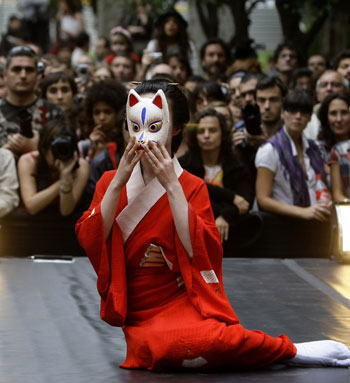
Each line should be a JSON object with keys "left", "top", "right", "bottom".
{"left": 256, "top": 89, "right": 331, "bottom": 218}
{"left": 328, "top": 94, "right": 350, "bottom": 202}
{"left": 41, "top": 71, "right": 77, "bottom": 115}
{"left": 76, "top": 79, "right": 350, "bottom": 371}
{"left": 56, "top": 0, "right": 84, "bottom": 45}
{"left": 145, "top": 9, "right": 199, "bottom": 74}
{"left": 106, "top": 26, "right": 140, "bottom": 64}
{"left": 255, "top": 89, "right": 332, "bottom": 257}
{"left": 78, "top": 79, "right": 127, "bottom": 160}
{"left": 192, "top": 80, "right": 228, "bottom": 113}
{"left": 179, "top": 108, "right": 258, "bottom": 254}
{"left": 18, "top": 118, "right": 89, "bottom": 216}
{"left": 318, "top": 92, "right": 350, "bottom": 161}
{"left": 167, "top": 53, "right": 192, "bottom": 85}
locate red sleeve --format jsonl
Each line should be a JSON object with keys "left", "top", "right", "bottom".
{"left": 75, "top": 171, "right": 127, "bottom": 327}
{"left": 175, "top": 173, "right": 239, "bottom": 324}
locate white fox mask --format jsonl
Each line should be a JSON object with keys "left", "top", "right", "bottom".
{"left": 126, "top": 89, "right": 170, "bottom": 148}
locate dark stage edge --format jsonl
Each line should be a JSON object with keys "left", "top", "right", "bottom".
{"left": 0, "top": 257, "right": 349, "bottom": 383}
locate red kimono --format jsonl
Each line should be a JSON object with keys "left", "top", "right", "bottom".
{"left": 76, "top": 158, "right": 296, "bottom": 371}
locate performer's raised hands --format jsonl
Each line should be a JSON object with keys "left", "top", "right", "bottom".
{"left": 144, "top": 140, "right": 177, "bottom": 190}
{"left": 101, "top": 136, "right": 143, "bottom": 238}
{"left": 113, "top": 136, "right": 144, "bottom": 189}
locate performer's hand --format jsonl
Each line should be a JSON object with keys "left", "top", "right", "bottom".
{"left": 144, "top": 141, "right": 177, "bottom": 189}
{"left": 215, "top": 215, "right": 230, "bottom": 242}
{"left": 113, "top": 136, "right": 143, "bottom": 189}
{"left": 288, "top": 340, "right": 350, "bottom": 367}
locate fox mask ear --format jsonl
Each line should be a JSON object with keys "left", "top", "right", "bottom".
{"left": 151, "top": 89, "right": 167, "bottom": 110}
{"left": 128, "top": 89, "right": 142, "bottom": 107}
{"left": 152, "top": 94, "right": 162, "bottom": 109}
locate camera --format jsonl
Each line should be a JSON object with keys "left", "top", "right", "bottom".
{"left": 235, "top": 120, "right": 247, "bottom": 148}
{"left": 150, "top": 52, "right": 163, "bottom": 61}
{"left": 37, "top": 61, "right": 45, "bottom": 76}
{"left": 51, "top": 135, "right": 75, "bottom": 161}
{"left": 242, "top": 103, "right": 262, "bottom": 136}
{"left": 19, "top": 110, "right": 34, "bottom": 138}
{"left": 76, "top": 63, "right": 90, "bottom": 83}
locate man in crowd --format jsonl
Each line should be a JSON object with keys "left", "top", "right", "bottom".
{"left": 0, "top": 45, "right": 63, "bottom": 157}
{"left": 269, "top": 42, "right": 300, "bottom": 87}
{"left": 307, "top": 53, "right": 327, "bottom": 84}
{"left": 303, "top": 69, "right": 346, "bottom": 140}
{"left": 239, "top": 73, "right": 261, "bottom": 108}
{"left": 200, "top": 38, "right": 230, "bottom": 82}
{"left": 333, "top": 49, "right": 350, "bottom": 83}
{"left": 110, "top": 52, "right": 136, "bottom": 85}
{"left": 233, "top": 75, "right": 285, "bottom": 175}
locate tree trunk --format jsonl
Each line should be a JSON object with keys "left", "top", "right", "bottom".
{"left": 225, "top": 0, "right": 263, "bottom": 48}
{"left": 275, "top": 0, "right": 328, "bottom": 58}
{"left": 195, "top": 0, "right": 219, "bottom": 39}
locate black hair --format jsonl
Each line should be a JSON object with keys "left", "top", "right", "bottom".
{"left": 153, "top": 11, "right": 190, "bottom": 63}
{"left": 111, "top": 52, "right": 136, "bottom": 76}
{"left": 85, "top": 79, "right": 127, "bottom": 146}
{"left": 56, "top": 41, "right": 73, "bottom": 53}
{"left": 76, "top": 31, "right": 90, "bottom": 48}
{"left": 38, "top": 117, "right": 77, "bottom": 161}
{"left": 36, "top": 117, "right": 78, "bottom": 190}
{"left": 290, "top": 67, "right": 313, "bottom": 89}
{"left": 167, "top": 53, "right": 192, "bottom": 79}
{"left": 6, "top": 45, "right": 38, "bottom": 68}
{"left": 274, "top": 41, "right": 301, "bottom": 66}
{"left": 40, "top": 71, "right": 77, "bottom": 97}
{"left": 318, "top": 92, "right": 350, "bottom": 151}
{"left": 240, "top": 72, "right": 263, "bottom": 85}
{"left": 134, "top": 79, "right": 190, "bottom": 153}
{"left": 193, "top": 81, "right": 227, "bottom": 105}
{"left": 200, "top": 38, "right": 231, "bottom": 63}
{"left": 283, "top": 88, "right": 314, "bottom": 115}
{"left": 256, "top": 75, "right": 287, "bottom": 97}
{"left": 332, "top": 49, "right": 350, "bottom": 70}
{"left": 187, "top": 107, "right": 233, "bottom": 163}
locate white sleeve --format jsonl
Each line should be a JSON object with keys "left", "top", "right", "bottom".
{"left": 255, "top": 143, "right": 279, "bottom": 174}
{"left": 0, "top": 149, "right": 19, "bottom": 218}
{"left": 288, "top": 340, "right": 350, "bottom": 367}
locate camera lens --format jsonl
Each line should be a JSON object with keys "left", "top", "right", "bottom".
{"left": 51, "top": 135, "right": 75, "bottom": 161}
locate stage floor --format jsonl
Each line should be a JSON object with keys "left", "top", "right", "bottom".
{"left": 0, "top": 256, "right": 349, "bottom": 383}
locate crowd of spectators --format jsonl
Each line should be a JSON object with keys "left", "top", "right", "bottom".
{"left": 1, "top": 2, "right": 350, "bottom": 258}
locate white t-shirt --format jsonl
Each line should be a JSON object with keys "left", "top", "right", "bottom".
{"left": 255, "top": 127, "right": 318, "bottom": 207}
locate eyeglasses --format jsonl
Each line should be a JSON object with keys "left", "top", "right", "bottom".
{"left": 318, "top": 81, "right": 342, "bottom": 88}
{"left": 7, "top": 45, "right": 36, "bottom": 59}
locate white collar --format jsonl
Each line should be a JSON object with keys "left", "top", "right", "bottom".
{"left": 116, "top": 156, "right": 183, "bottom": 243}
{"left": 283, "top": 125, "right": 310, "bottom": 156}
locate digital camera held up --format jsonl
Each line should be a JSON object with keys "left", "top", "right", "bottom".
{"left": 51, "top": 135, "right": 75, "bottom": 161}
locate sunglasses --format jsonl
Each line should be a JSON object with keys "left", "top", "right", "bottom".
{"left": 7, "top": 45, "right": 37, "bottom": 59}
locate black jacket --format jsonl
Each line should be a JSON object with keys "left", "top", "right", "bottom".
{"left": 179, "top": 152, "right": 255, "bottom": 225}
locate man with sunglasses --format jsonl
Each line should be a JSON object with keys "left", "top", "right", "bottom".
{"left": 0, "top": 46, "right": 63, "bottom": 157}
